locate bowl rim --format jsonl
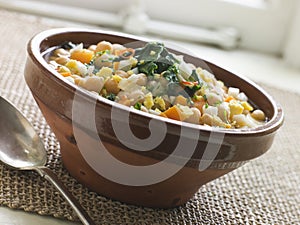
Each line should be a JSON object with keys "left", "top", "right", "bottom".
{"left": 27, "top": 27, "right": 284, "bottom": 136}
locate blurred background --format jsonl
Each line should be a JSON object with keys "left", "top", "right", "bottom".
{"left": 0, "top": 0, "right": 300, "bottom": 68}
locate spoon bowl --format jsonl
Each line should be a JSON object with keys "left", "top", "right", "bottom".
{"left": 0, "top": 97, "right": 46, "bottom": 169}
{"left": 0, "top": 96, "right": 95, "bottom": 225}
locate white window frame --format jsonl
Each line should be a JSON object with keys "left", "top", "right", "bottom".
{"left": 142, "top": 0, "right": 297, "bottom": 54}
{"left": 1, "top": 0, "right": 297, "bottom": 55}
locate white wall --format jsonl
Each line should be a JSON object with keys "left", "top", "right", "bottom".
{"left": 283, "top": 0, "right": 300, "bottom": 69}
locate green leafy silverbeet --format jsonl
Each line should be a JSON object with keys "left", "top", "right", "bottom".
{"left": 106, "top": 93, "right": 116, "bottom": 101}
{"left": 60, "top": 41, "right": 76, "bottom": 50}
{"left": 190, "top": 69, "right": 203, "bottom": 85}
{"left": 134, "top": 102, "right": 142, "bottom": 110}
{"left": 138, "top": 61, "right": 158, "bottom": 76}
{"left": 162, "top": 64, "right": 179, "bottom": 83}
{"left": 183, "top": 84, "right": 201, "bottom": 98}
{"left": 135, "top": 42, "right": 164, "bottom": 62}
{"left": 179, "top": 69, "right": 204, "bottom": 97}
{"left": 136, "top": 42, "right": 179, "bottom": 76}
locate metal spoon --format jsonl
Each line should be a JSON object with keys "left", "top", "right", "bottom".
{"left": 0, "top": 96, "right": 95, "bottom": 225}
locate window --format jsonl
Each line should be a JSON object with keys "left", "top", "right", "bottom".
{"left": 1, "top": 0, "right": 298, "bottom": 56}
{"left": 220, "top": 0, "right": 269, "bottom": 9}
{"left": 141, "top": 0, "right": 295, "bottom": 54}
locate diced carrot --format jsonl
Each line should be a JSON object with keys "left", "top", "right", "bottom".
{"left": 174, "top": 95, "right": 188, "bottom": 106}
{"left": 113, "top": 61, "right": 120, "bottom": 71}
{"left": 225, "top": 96, "right": 234, "bottom": 102}
{"left": 70, "top": 49, "right": 94, "bottom": 64}
{"left": 60, "top": 71, "right": 71, "bottom": 77}
{"left": 160, "top": 105, "right": 182, "bottom": 121}
{"left": 159, "top": 113, "right": 168, "bottom": 118}
{"left": 193, "top": 98, "right": 206, "bottom": 114}
{"left": 181, "top": 81, "right": 199, "bottom": 87}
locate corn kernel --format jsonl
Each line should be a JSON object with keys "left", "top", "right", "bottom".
{"left": 154, "top": 96, "right": 166, "bottom": 111}
{"left": 127, "top": 70, "right": 134, "bottom": 76}
{"left": 144, "top": 93, "right": 154, "bottom": 109}
{"left": 229, "top": 100, "right": 244, "bottom": 117}
{"left": 112, "top": 75, "right": 122, "bottom": 83}
{"left": 241, "top": 101, "right": 254, "bottom": 111}
{"left": 96, "top": 67, "right": 113, "bottom": 78}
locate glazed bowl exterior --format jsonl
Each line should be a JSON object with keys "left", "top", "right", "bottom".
{"left": 24, "top": 28, "right": 284, "bottom": 208}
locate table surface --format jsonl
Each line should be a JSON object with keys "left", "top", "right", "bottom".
{"left": 0, "top": 9, "right": 299, "bottom": 225}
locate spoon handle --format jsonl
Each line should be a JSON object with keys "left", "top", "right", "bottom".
{"left": 35, "top": 167, "right": 96, "bottom": 225}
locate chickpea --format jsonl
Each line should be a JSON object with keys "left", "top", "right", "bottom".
{"left": 71, "top": 75, "right": 83, "bottom": 85}
{"left": 200, "top": 113, "right": 213, "bottom": 126}
{"left": 200, "top": 113, "right": 230, "bottom": 128}
{"left": 118, "top": 95, "right": 131, "bottom": 106}
{"left": 54, "top": 48, "right": 70, "bottom": 57}
{"left": 112, "top": 43, "right": 126, "bottom": 54}
{"left": 88, "top": 44, "right": 97, "bottom": 52}
{"left": 115, "top": 70, "right": 129, "bottom": 78}
{"left": 251, "top": 109, "right": 266, "bottom": 121}
{"left": 104, "top": 78, "right": 120, "bottom": 94}
{"left": 57, "top": 65, "right": 70, "bottom": 73}
{"left": 243, "top": 110, "right": 250, "bottom": 115}
{"left": 136, "top": 73, "right": 147, "bottom": 86}
{"left": 95, "top": 41, "right": 113, "bottom": 53}
{"left": 55, "top": 56, "right": 70, "bottom": 65}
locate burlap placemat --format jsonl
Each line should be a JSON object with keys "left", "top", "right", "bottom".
{"left": 0, "top": 9, "right": 299, "bottom": 225}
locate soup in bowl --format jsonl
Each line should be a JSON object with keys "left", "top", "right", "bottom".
{"left": 25, "top": 28, "right": 284, "bottom": 208}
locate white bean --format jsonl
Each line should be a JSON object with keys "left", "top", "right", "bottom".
{"left": 228, "top": 87, "right": 240, "bottom": 98}
{"left": 237, "top": 92, "right": 248, "bottom": 101}
{"left": 203, "top": 105, "right": 218, "bottom": 117}
{"left": 232, "top": 114, "right": 249, "bottom": 127}
{"left": 218, "top": 102, "right": 230, "bottom": 122}
{"left": 78, "top": 76, "right": 104, "bottom": 93}
{"left": 185, "top": 107, "right": 201, "bottom": 124}
{"left": 206, "top": 92, "right": 222, "bottom": 106}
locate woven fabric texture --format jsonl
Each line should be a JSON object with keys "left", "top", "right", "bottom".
{"left": 0, "top": 9, "right": 299, "bottom": 225}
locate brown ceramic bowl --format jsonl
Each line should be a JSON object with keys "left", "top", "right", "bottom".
{"left": 25, "top": 28, "right": 284, "bottom": 208}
